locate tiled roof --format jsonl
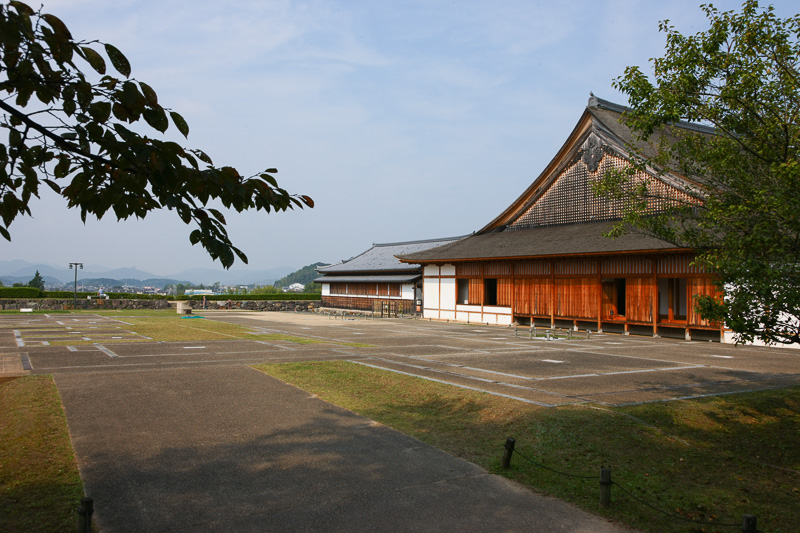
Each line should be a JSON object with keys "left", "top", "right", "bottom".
{"left": 398, "top": 221, "right": 680, "bottom": 263}
{"left": 313, "top": 274, "right": 421, "bottom": 284}
{"left": 318, "top": 236, "right": 466, "bottom": 274}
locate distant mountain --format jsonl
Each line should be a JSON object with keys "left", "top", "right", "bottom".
{"left": 0, "top": 261, "right": 296, "bottom": 287}
{"left": 0, "top": 274, "right": 62, "bottom": 288}
{"left": 74, "top": 278, "right": 191, "bottom": 289}
{"left": 166, "top": 267, "right": 295, "bottom": 285}
{"left": 95, "top": 267, "right": 161, "bottom": 280}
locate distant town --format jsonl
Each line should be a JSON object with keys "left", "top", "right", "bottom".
{"left": 0, "top": 262, "right": 327, "bottom": 296}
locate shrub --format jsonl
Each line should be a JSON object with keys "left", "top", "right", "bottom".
{"left": 0, "top": 287, "right": 42, "bottom": 298}
{"left": 41, "top": 291, "right": 92, "bottom": 298}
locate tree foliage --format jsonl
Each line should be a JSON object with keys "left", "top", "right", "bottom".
{"left": 602, "top": 1, "right": 800, "bottom": 344}
{"left": 26, "top": 268, "right": 43, "bottom": 289}
{"left": 273, "top": 262, "right": 328, "bottom": 288}
{"left": 0, "top": 1, "right": 313, "bottom": 268}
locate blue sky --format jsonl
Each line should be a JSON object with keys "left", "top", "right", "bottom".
{"left": 2, "top": 0, "right": 798, "bottom": 276}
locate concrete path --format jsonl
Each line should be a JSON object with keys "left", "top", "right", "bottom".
{"left": 56, "top": 365, "right": 631, "bottom": 532}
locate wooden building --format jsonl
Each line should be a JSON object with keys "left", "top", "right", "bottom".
{"left": 315, "top": 236, "right": 464, "bottom": 314}
{"left": 399, "top": 96, "right": 722, "bottom": 341}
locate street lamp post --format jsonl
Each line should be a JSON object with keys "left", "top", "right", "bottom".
{"left": 69, "top": 263, "right": 83, "bottom": 310}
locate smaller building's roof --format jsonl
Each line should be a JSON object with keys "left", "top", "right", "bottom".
{"left": 318, "top": 236, "right": 466, "bottom": 274}
{"left": 314, "top": 274, "right": 421, "bottom": 284}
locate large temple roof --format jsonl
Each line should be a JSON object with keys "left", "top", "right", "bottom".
{"left": 400, "top": 96, "right": 706, "bottom": 264}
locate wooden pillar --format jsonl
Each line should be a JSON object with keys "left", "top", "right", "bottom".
{"left": 549, "top": 261, "right": 555, "bottom": 328}
{"left": 596, "top": 259, "right": 602, "bottom": 332}
{"left": 652, "top": 257, "right": 658, "bottom": 337}
{"left": 510, "top": 262, "right": 516, "bottom": 320}
{"left": 437, "top": 264, "right": 442, "bottom": 320}
{"left": 480, "top": 262, "right": 485, "bottom": 323}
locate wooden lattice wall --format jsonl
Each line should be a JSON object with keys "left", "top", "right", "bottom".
{"left": 508, "top": 153, "right": 695, "bottom": 230}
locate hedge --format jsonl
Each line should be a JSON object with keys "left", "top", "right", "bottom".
{"left": 41, "top": 290, "right": 93, "bottom": 298}
{"left": 0, "top": 287, "right": 42, "bottom": 298}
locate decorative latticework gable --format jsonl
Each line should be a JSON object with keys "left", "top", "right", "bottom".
{"left": 507, "top": 133, "right": 696, "bottom": 231}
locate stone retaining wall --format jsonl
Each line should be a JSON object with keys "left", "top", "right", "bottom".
{"left": 199, "top": 300, "right": 318, "bottom": 312}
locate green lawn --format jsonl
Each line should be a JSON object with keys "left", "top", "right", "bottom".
{"left": 0, "top": 376, "right": 85, "bottom": 531}
{"left": 255, "top": 361, "right": 800, "bottom": 533}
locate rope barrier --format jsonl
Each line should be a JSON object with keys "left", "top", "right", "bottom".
{"left": 507, "top": 441, "right": 754, "bottom": 531}
{"left": 610, "top": 481, "right": 741, "bottom": 528}
{"left": 512, "top": 448, "right": 597, "bottom": 480}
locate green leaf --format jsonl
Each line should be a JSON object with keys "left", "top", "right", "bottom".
{"left": 121, "top": 81, "right": 145, "bottom": 113}
{"left": 194, "top": 149, "right": 212, "bottom": 165}
{"left": 53, "top": 155, "right": 71, "bottom": 178}
{"left": 143, "top": 107, "right": 169, "bottom": 133}
{"left": 80, "top": 46, "right": 106, "bottom": 74}
{"left": 169, "top": 111, "right": 190, "bottom": 138}
{"left": 208, "top": 208, "right": 226, "bottom": 224}
{"left": 43, "top": 179, "right": 62, "bottom": 193}
{"left": 76, "top": 80, "right": 93, "bottom": 108}
{"left": 261, "top": 173, "right": 278, "bottom": 187}
{"left": 139, "top": 82, "right": 158, "bottom": 106}
{"left": 88, "top": 101, "right": 112, "bottom": 122}
{"left": 41, "top": 14, "right": 72, "bottom": 39}
{"left": 112, "top": 102, "right": 131, "bottom": 122}
{"left": 9, "top": 1, "right": 35, "bottom": 16}
{"left": 104, "top": 43, "right": 131, "bottom": 77}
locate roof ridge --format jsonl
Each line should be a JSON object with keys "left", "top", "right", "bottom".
{"left": 372, "top": 235, "right": 468, "bottom": 247}
{"left": 588, "top": 93, "right": 716, "bottom": 135}
{"left": 588, "top": 93, "right": 629, "bottom": 114}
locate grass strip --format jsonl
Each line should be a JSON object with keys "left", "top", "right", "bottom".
{"left": 255, "top": 361, "right": 800, "bottom": 533}
{"left": 0, "top": 376, "right": 85, "bottom": 531}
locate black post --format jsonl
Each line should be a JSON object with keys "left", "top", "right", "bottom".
{"left": 501, "top": 437, "right": 516, "bottom": 469}
{"left": 600, "top": 467, "right": 612, "bottom": 508}
{"left": 77, "top": 497, "right": 93, "bottom": 533}
{"left": 69, "top": 262, "right": 83, "bottom": 310}
{"left": 742, "top": 515, "right": 757, "bottom": 533}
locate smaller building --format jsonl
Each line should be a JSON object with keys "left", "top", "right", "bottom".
{"left": 285, "top": 283, "right": 306, "bottom": 293}
{"left": 315, "top": 237, "right": 465, "bottom": 314}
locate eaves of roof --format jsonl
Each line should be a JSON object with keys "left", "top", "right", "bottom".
{"left": 398, "top": 221, "right": 684, "bottom": 264}
{"left": 314, "top": 274, "right": 421, "bottom": 284}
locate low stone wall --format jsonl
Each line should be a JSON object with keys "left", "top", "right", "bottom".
{"left": 197, "top": 300, "right": 318, "bottom": 312}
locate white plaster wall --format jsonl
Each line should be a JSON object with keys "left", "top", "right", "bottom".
{"left": 423, "top": 265, "right": 440, "bottom": 276}
{"left": 484, "top": 306, "right": 513, "bottom": 326}
{"left": 723, "top": 330, "right": 800, "bottom": 349}
{"left": 401, "top": 283, "right": 415, "bottom": 300}
{"left": 496, "top": 314, "right": 513, "bottom": 326}
{"left": 321, "top": 284, "right": 330, "bottom": 296}
{"left": 441, "top": 264, "right": 456, "bottom": 276}
{"left": 423, "top": 276, "right": 440, "bottom": 314}
{"left": 440, "top": 277, "right": 456, "bottom": 311}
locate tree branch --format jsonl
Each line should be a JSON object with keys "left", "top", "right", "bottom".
{"left": 0, "top": 99, "right": 114, "bottom": 168}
